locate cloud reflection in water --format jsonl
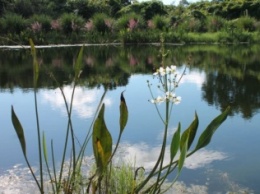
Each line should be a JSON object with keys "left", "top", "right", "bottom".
{"left": 115, "top": 142, "right": 228, "bottom": 170}
{"left": 179, "top": 70, "right": 206, "bottom": 88}
{"left": 41, "top": 85, "right": 112, "bottom": 118}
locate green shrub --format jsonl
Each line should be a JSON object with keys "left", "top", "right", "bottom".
{"left": 60, "top": 13, "right": 85, "bottom": 34}
{"left": 28, "top": 14, "right": 52, "bottom": 32}
{"left": 140, "top": 1, "right": 167, "bottom": 20}
{"left": 217, "top": 30, "right": 252, "bottom": 43}
{"left": 91, "top": 13, "right": 114, "bottom": 34}
{"left": 177, "top": 17, "right": 206, "bottom": 33}
{"left": 206, "top": 16, "right": 226, "bottom": 32}
{"left": 151, "top": 15, "right": 169, "bottom": 31}
{"left": 119, "top": 29, "right": 158, "bottom": 44}
{"left": 234, "top": 16, "right": 257, "bottom": 32}
{"left": 181, "top": 32, "right": 219, "bottom": 43}
{"left": 13, "top": 0, "right": 34, "bottom": 17}
{"left": 1, "top": 13, "right": 27, "bottom": 34}
{"left": 253, "top": 21, "right": 260, "bottom": 32}
{"left": 116, "top": 13, "right": 145, "bottom": 31}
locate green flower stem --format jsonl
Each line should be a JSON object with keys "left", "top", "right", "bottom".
{"left": 51, "top": 140, "right": 59, "bottom": 192}
{"left": 147, "top": 83, "right": 165, "bottom": 125}
{"left": 33, "top": 80, "right": 44, "bottom": 193}
{"left": 153, "top": 74, "right": 170, "bottom": 193}
{"left": 57, "top": 82, "right": 76, "bottom": 190}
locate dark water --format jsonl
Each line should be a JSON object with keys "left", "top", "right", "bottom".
{"left": 0, "top": 44, "right": 260, "bottom": 193}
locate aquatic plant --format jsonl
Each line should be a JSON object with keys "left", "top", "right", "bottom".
{"left": 11, "top": 37, "right": 230, "bottom": 194}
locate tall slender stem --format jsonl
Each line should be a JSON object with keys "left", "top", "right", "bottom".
{"left": 34, "top": 85, "right": 44, "bottom": 193}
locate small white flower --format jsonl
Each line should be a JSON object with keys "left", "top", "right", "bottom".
{"left": 153, "top": 67, "right": 166, "bottom": 76}
{"left": 170, "top": 65, "right": 176, "bottom": 73}
{"left": 174, "top": 96, "right": 181, "bottom": 104}
{"left": 165, "top": 66, "right": 171, "bottom": 74}
{"left": 150, "top": 95, "right": 165, "bottom": 104}
{"left": 164, "top": 91, "right": 181, "bottom": 104}
{"left": 165, "top": 91, "right": 175, "bottom": 98}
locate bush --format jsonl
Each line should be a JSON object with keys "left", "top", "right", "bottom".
{"left": 234, "top": 16, "right": 257, "bottom": 32}
{"left": 13, "top": 0, "right": 34, "bottom": 17}
{"left": 119, "top": 29, "right": 159, "bottom": 44}
{"left": 140, "top": 1, "right": 167, "bottom": 20}
{"left": 177, "top": 17, "right": 206, "bottom": 33}
{"left": 91, "top": 13, "right": 114, "bottom": 34}
{"left": 206, "top": 16, "right": 226, "bottom": 32}
{"left": 116, "top": 13, "right": 145, "bottom": 32}
{"left": 60, "top": 13, "right": 85, "bottom": 34}
{"left": 28, "top": 14, "right": 52, "bottom": 32}
{"left": 151, "top": 15, "right": 169, "bottom": 31}
{"left": 1, "top": 13, "right": 27, "bottom": 34}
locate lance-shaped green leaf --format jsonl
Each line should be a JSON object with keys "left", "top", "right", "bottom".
{"left": 180, "top": 127, "right": 189, "bottom": 152}
{"left": 29, "top": 39, "right": 39, "bottom": 86}
{"left": 194, "top": 106, "right": 230, "bottom": 152}
{"left": 74, "top": 46, "right": 84, "bottom": 79}
{"left": 178, "top": 130, "right": 189, "bottom": 172}
{"left": 92, "top": 104, "right": 112, "bottom": 172}
{"left": 120, "top": 91, "right": 128, "bottom": 133}
{"left": 42, "top": 132, "right": 48, "bottom": 162}
{"left": 180, "top": 112, "right": 199, "bottom": 151}
{"left": 188, "top": 112, "right": 199, "bottom": 149}
{"left": 11, "top": 106, "right": 26, "bottom": 156}
{"left": 170, "top": 123, "right": 181, "bottom": 162}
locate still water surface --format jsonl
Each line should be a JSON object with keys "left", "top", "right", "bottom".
{"left": 0, "top": 45, "right": 260, "bottom": 193}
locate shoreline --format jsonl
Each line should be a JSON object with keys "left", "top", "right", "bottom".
{"left": 0, "top": 41, "right": 254, "bottom": 49}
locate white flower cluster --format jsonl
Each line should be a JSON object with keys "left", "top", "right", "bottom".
{"left": 153, "top": 65, "right": 177, "bottom": 77}
{"left": 150, "top": 92, "right": 181, "bottom": 104}
{"left": 150, "top": 65, "right": 181, "bottom": 105}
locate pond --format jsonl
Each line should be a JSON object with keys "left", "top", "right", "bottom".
{"left": 0, "top": 44, "right": 260, "bottom": 193}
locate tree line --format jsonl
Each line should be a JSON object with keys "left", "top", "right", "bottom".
{"left": 0, "top": 0, "right": 260, "bottom": 44}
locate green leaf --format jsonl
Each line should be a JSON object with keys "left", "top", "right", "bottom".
{"left": 120, "top": 91, "right": 128, "bottom": 133}
{"left": 74, "top": 46, "right": 84, "bottom": 79}
{"left": 180, "top": 112, "right": 199, "bottom": 151}
{"left": 194, "top": 106, "right": 230, "bottom": 151}
{"left": 29, "top": 39, "right": 39, "bottom": 86}
{"left": 170, "top": 123, "right": 181, "bottom": 162}
{"left": 11, "top": 106, "right": 26, "bottom": 156}
{"left": 178, "top": 132, "right": 188, "bottom": 173}
{"left": 92, "top": 104, "right": 112, "bottom": 172}
{"left": 42, "top": 132, "right": 48, "bottom": 162}
{"left": 186, "top": 112, "right": 199, "bottom": 150}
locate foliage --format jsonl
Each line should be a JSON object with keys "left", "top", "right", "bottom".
{"left": 59, "top": 13, "right": 84, "bottom": 34}
{"left": 151, "top": 15, "right": 169, "bottom": 31}
{"left": 206, "top": 15, "right": 226, "bottom": 32}
{"left": 91, "top": 13, "right": 114, "bottom": 34}
{"left": 234, "top": 16, "right": 257, "bottom": 32}
{"left": 140, "top": 1, "right": 167, "bottom": 20}
{"left": 1, "top": 0, "right": 260, "bottom": 44}
{"left": 1, "top": 13, "right": 27, "bottom": 34}
{"left": 116, "top": 12, "right": 145, "bottom": 31}
{"left": 28, "top": 14, "right": 52, "bottom": 32}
